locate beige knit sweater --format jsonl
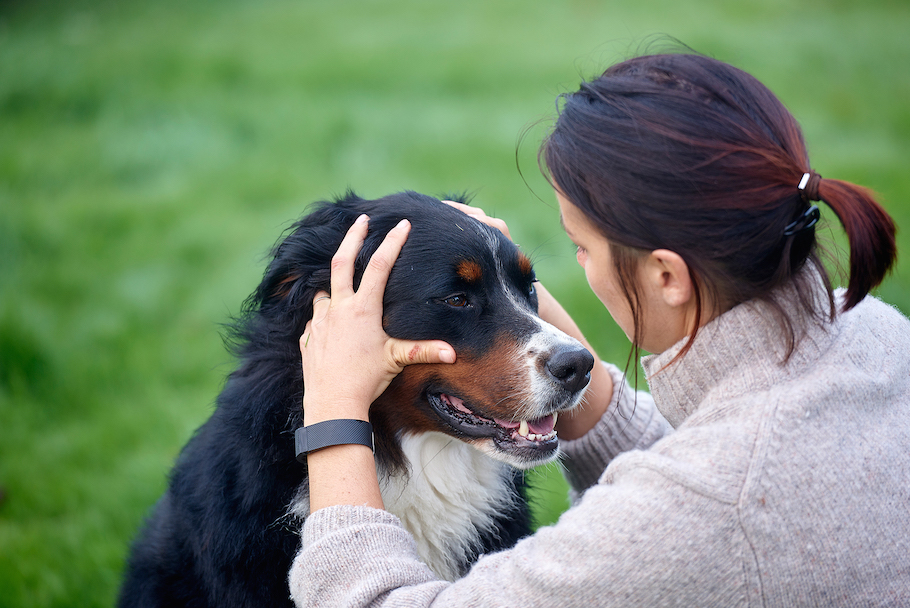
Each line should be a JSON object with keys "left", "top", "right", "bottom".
{"left": 290, "top": 286, "right": 910, "bottom": 607}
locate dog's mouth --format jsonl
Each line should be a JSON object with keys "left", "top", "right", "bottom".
{"left": 427, "top": 392, "right": 560, "bottom": 458}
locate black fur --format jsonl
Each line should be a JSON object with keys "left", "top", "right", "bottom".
{"left": 118, "top": 192, "right": 545, "bottom": 607}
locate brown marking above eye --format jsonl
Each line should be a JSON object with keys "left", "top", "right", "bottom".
{"left": 517, "top": 252, "right": 533, "bottom": 277}
{"left": 456, "top": 259, "right": 483, "bottom": 284}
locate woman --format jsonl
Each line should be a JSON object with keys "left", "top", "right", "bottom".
{"left": 290, "top": 53, "right": 910, "bottom": 606}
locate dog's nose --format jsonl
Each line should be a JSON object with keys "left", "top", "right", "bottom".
{"left": 546, "top": 346, "right": 595, "bottom": 394}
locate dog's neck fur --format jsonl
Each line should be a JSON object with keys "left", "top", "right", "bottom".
{"left": 290, "top": 431, "right": 518, "bottom": 582}
{"left": 382, "top": 432, "right": 518, "bottom": 581}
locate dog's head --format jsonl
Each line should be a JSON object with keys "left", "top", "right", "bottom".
{"left": 250, "top": 191, "right": 594, "bottom": 471}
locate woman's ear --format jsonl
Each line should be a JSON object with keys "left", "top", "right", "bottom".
{"left": 642, "top": 249, "right": 694, "bottom": 309}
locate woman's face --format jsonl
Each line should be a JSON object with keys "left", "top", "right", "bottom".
{"left": 556, "top": 191, "right": 637, "bottom": 344}
{"left": 556, "top": 190, "right": 701, "bottom": 354}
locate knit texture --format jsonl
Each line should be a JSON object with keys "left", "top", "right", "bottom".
{"left": 290, "top": 286, "right": 910, "bottom": 607}
{"left": 559, "top": 361, "right": 672, "bottom": 497}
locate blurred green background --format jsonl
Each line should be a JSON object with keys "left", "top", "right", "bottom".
{"left": 1, "top": 0, "right": 908, "bottom": 605}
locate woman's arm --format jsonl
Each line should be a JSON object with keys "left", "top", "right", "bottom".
{"left": 534, "top": 281, "right": 614, "bottom": 440}
{"left": 292, "top": 442, "right": 740, "bottom": 608}
{"left": 299, "top": 214, "right": 456, "bottom": 512}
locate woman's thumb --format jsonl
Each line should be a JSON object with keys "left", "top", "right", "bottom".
{"left": 390, "top": 339, "right": 456, "bottom": 367}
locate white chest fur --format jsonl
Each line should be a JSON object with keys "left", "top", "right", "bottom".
{"left": 288, "top": 432, "right": 518, "bottom": 582}
{"left": 379, "top": 432, "right": 518, "bottom": 581}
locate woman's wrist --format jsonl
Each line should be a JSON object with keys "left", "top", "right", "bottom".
{"left": 302, "top": 395, "right": 371, "bottom": 427}
{"left": 302, "top": 395, "right": 382, "bottom": 513}
{"left": 306, "top": 443, "right": 384, "bottom": 512}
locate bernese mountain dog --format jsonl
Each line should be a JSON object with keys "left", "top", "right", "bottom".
{"left": 118, "top": 191, "right": 594, "bottom": 607}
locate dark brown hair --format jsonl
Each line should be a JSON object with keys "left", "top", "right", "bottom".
{"left": 542, "top": 53, "right": 896, "bottom": 363}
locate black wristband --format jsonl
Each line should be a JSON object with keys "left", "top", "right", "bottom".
{"left": 295, "top": 419, "right": 374, "bottom": 462}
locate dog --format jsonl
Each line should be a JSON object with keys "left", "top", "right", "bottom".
{"left": 118, "top": 191, "right": 594, "bottom": 607}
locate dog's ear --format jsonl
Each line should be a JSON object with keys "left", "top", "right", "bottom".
{"left": 249, "top": 192, "right": 388, "bottom": 332}
{"left": 246, "top": 191, "right": 435, "bottom": 343}
{"left": 250, "top": 202, "right": 351, "bottom": 333}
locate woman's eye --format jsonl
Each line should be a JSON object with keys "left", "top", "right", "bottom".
{"left": 575, "top": 246, "right": 587, "bottom": 265}
{"left": 443, "top": 294, "right": 469, "bottom": 308}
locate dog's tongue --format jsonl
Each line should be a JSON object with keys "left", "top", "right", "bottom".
{"left": 442, "top": 394, "right": 556, "bottom": 436}
{"left": 494, "top": 414, "right": 556, "bottom": 435}
{"left": 443, "top": 394, "right": 474, "bottom": 416}
{"left": 527, "top": 414, "right": 556, "bottom": 435}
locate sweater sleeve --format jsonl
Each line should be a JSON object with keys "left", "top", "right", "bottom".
{"left": 290, "top": 460, "right": 747, "bottom": 608}
{"left": 290, "top": 506, "right": 448, "bottom": 606}
{"left": 559, "top": 362, "right": 672, "bottom": 495}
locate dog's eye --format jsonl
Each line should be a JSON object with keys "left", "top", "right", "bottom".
{"left": 528, "top": 281, "right": 537, "bottom": 296}
{"left": 443, "top": 294, "right": 469, "bottom": 308}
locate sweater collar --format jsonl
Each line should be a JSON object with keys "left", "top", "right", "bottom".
{"left": 640, "top": 277, "right": 835, "bottom": 428}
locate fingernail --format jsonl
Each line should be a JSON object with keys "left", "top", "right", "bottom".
{"left": 396, "top": 219, "right": 410, "bottom": 230}
{"left": 439, "top": 349, "right": 455, "bottom": 364}
{"left": 355, "top": 214, "right": 369, "bottom": 224}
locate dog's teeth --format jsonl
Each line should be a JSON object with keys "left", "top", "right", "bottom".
{"left": 518, "top": 420, "right": 529, "bottom": 437}
{"left": 553, "top": 412, "right": 558, "bottom": 426}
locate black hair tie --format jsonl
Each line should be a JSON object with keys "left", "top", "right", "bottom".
{"left": 783, "top": 204, "right": 820, "bottom": 237}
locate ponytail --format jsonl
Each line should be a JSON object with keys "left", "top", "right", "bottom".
{"left": 816, "top": 178, "right": 897, "bottom": 310}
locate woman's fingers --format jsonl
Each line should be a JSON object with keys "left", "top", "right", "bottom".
{"left": 301, "top": 217, "right": 454, "bottom": 419}
{"left": 442, "top": 200, "right": 512, "bottom": 240}
{"left": 329, "top": 214, "right": 370, "bottom": 299}
{"left": 329, "top": 214, "right": 411, "bottom": 305}
{"left": 387, "top": 338, "right": 456, "bottom": 368}
{"left": 311, "top": 291, "right": 331, "bottom": 319}
{"left": 300, "top": 290, "right": 331, "bottom": 349}
{"left": 358, "top": 218, "right": 411, "bottom": 301}
{"left": 441, "top": 200, "right": 472, "bottom": 213}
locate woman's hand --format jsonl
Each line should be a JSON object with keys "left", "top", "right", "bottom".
{"left": 300, "top": 214, "right": 456, "bottom": 427}
{"left": 300, "top": 214, "right": 456, "bottom": 513}
{"left": 442, "top": 200, "right": 512, "bottom": 240}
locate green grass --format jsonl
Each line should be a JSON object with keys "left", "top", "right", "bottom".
{"left": 1, "top": 0, "right": 909, "bottom": 605}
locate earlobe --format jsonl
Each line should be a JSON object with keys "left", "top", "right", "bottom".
{"left": 647, "top": 249, "right": 693, "bottom": 308}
